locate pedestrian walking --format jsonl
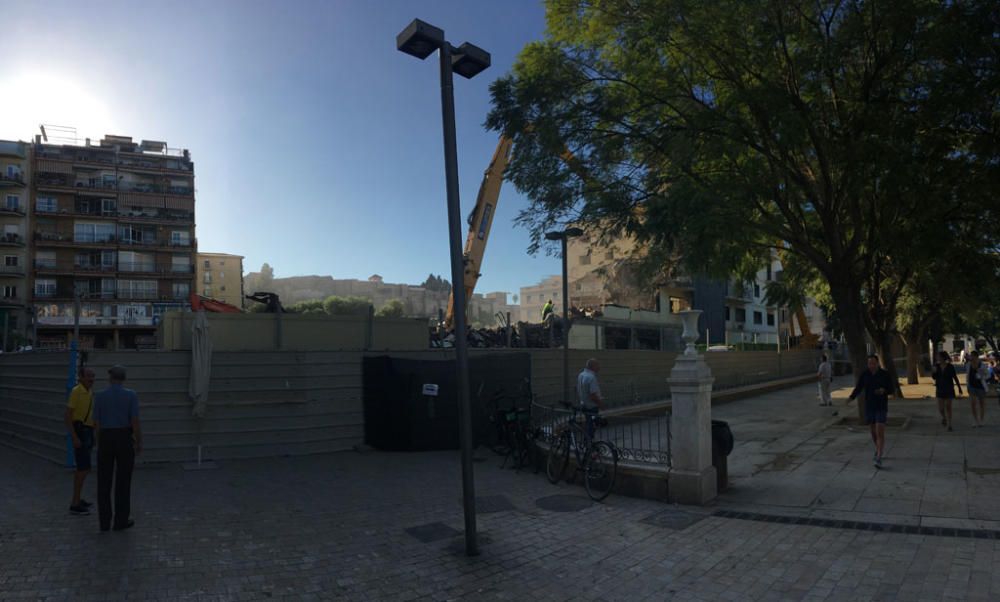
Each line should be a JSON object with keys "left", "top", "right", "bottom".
{"left": 577, "top": 358, "right": 604, "bottom": 410}
{"left": 931, "top": 351, "right": 962, "bottom": 432}
{"left": 817, "top": 354, "right": 833, "bottom": 407}
{"left": 966, "top": 351, "right": 988, "bottom": 427}
{"left": 94, "top": 365, "right": 143, "bottom": 532}
{"left": 848, "top": 354, "right": 893, "bottom": 468}
{"left": 64, "top": 368, "right": 96, "bottom": 515}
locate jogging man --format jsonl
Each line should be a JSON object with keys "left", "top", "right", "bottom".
{"left": 848, "top": 354, "right": 894, "bottom": 468}
{"left": 64, "top": 368, "right": 96, "bottom": 515}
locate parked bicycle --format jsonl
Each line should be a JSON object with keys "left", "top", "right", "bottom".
{"left": 545, "top": 404, "right": 618, "bottom": 501}
{"left": 482, "top": 379, "right": 539, "bottom": 472}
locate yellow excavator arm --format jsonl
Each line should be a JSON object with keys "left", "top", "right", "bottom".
{"left": 444, "top": 136, "right": 514, "bottom": 329}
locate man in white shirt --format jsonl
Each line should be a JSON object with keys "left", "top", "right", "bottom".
{"left": 817, "top": 354, "right": 833, "bottom": 407}
{"left": 577, "top": 358, "right": 604, "bottom": 410}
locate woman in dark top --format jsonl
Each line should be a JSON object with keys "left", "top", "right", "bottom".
{"left": 932, "top": 351, "right": 963, "bottom": 431}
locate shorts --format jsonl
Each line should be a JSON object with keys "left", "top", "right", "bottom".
{"left": 73, "top": 426, "right": 94, "bottom": 471}
{"left": 865, "top": 404, "right": 887, "bottom": 425}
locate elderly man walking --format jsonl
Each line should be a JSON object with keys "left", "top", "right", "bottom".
{"left": 94, "top": 365, "right": 143, "bottom": 532}
{"left": 577, "top": 358, "right": 605, "bottom": 410}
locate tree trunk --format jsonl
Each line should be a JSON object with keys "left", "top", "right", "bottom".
{"left": 829, "top": 282, "right": 869, "bottom": 422}
{"left": 874, "top": 332, "right": 904, "bottom": 397}
{"left": 902, "top": 330, "right": 925, "bottom": 384}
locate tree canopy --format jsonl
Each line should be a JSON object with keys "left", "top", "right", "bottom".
{"left": 488, "top": 0, "right": 1000, "bottom": 376}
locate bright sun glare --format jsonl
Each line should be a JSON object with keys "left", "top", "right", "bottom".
{"left": 0, "top": 70, "right": 116, "bottom": 140}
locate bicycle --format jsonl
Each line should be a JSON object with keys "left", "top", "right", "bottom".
{"left": 545, "top": 404, "right": 618, "bottom": 501}
{"left": 482, "top": 380, "right": 539, "bottom": 472}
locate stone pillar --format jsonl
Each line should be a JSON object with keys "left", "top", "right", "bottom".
{"left": 668, "top": 310, "right": 717, "bottom": 505}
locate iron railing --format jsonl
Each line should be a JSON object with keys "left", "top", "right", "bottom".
{"left": 532, "top": 401, "right": 671, "bottom": 467}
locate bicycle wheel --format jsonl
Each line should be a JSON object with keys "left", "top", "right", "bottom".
{"left": 545, "top": 432, "right": 570, "bottom": 484}
{"left": 490, "top": 418, "right": 510, "bottom": 456}
{"left": 583, "top": 441, "right": 618, "bottom": 501}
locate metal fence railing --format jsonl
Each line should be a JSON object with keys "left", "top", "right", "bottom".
{"left": 532, "top": 401, "right": 671, "bottom": 467}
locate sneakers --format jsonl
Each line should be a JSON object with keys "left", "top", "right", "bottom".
{"left": 69, "top": 504, "right": 90, "bottom": 515}
{"left": 79, "top": 499, "right": 93, "bottom": 509}
{"left": 874, "top": 456, "right": 882, "bottom": 469}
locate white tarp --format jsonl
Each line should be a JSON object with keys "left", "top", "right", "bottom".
{"left": 188, "top": 310, "right": 212, "bottom": 418}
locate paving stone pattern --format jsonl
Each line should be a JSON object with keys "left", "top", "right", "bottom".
{"left": 2, "top": 443, "right": 1000, "bottom": 601}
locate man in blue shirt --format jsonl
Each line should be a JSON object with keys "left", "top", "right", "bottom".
{"left": 848, "top": 354, "right": 894, "bottom": 469}
{"left": 94, "top": 364, "right": 143, "bottom": 532}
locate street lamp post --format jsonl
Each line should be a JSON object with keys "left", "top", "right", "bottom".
{"left": 397, "top": 18, "right": 491, "bottom": 557}
{"left": 545, "top": 227, "right": 584, "bottom": 404}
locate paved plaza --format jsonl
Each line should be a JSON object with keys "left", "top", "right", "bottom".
{"left": 2, "top": 377, "right": 1000, "bottom": 601}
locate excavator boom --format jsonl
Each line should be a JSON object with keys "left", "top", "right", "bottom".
{"left": 444, "top": 136, "right": 513, "bottom": 329}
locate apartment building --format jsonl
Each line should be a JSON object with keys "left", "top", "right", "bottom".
{"left": 197, "top": 252, "right": 244, "bottom": 309}
{"left": 0, "top": 140, "right": 30, "bottom": 349}
{"left": 30, "top": 134, "right": 196, "bottom": 349}
{"left": 565, "top": 233, "right": 823, "bottom": 347}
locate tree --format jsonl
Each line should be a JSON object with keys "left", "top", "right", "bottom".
{"left": 376, "top": 299, "right": 406, "bottom": 318}
{"left": 322, "top": 296, "right": 371, "bottom": 316}
{"left": 421, "top": 274, "right": 451, "bottom": 293}
{"left": 488, "top": 0, "right": 999, "bottom": 384}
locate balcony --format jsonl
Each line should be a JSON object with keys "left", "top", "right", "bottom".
{"left": 0, "top": 205, "right": 25, "bottom": 217}
{"left": 0, "top": 264, "right": 26, "bottom": 277}
{"left": 0, "top": 173, "right": 25, "bottom": 187}
{"left": 0, "top": 234, "right": 25, "bottom": 247}
{"left": 0, "top": 296, "right": 25, "bottom": 306}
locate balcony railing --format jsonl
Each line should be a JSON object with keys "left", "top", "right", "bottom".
{"left": 0, "top": 173, "right": 25, "bottom": 186}
{"left": 0, "top": 205, "right": 25, "bottom": 216}
{"left": 0, "top": 234, "right": 24, "bottom": 246}
{"left": 0, "top": 265, "right": 25, "bottom": 275}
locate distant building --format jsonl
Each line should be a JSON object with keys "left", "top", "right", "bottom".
{"left": 197, "top": 252, "right": 244, "bottom": 309}
{"left": 519, "top": 275, "right": 562, "bottom": 322}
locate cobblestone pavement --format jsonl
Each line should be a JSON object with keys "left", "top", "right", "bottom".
{"left": 0, "top": 376, "right": 1000, "bottom": 600}
{"left": 3, "top": 436, "right": 1000, "bottom": 601}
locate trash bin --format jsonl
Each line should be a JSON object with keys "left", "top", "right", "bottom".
{"left": 711, "top": 419, "right": 734, "bottom": 492}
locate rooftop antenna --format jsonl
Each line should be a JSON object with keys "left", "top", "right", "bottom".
{"left": 39, "top": 125, "right": 47, "bottom": 142}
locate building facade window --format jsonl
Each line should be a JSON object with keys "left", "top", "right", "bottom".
{"left": 36, "top": 197, "right": 57, "bottom": 213}
{"left": 204, "top": 285, "right": 213, "bottom": 297}
{"left": 735, "top": 308, "right": 746, "bottom": 323}
{"left": 34, "top": 279, "right": 57, "bottom": 297}
{"left": 5, "top": 195, "right": 19, "bottom": 211}
{"left": 75, "top": 222, "right": 115, "bottom": 243}
{"left": 725, "top": 306, "right": 730, "bottom": 321}
{"left": 3, "top": 285, "right": 16, "bottom": 298}
{"left": 4, "top": 255, "right": 17, "bottom": 267}
{"left": 203, "top": 260, "right": 210, "bottom": 268}
{"left": 753, "top": 283, "right": 761, "bottom": 298}
{"left": 173, "top": 256, "right": 192, "bottom": 273}
{"left": 767, "top": 312, "right": 775, "bottom": 326}
{"left": 753, "top": 311, "right": 763, "bottom": 325}
{"left": 173, "top": 282, "right": 190, "bottom": 298}
{"left": 766, "top": 264, "right": 772, "bottom": 281}
{"left": 171, "top": 231, "right": 190, "bottom": 246}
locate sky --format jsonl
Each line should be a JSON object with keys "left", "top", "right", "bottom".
{"left": 0, "top": 0, "right": 561, "bottom": 300}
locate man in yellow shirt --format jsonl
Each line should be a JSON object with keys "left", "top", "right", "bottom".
{"left": 64, "top": 368, "right": 96, "bottom": 515}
